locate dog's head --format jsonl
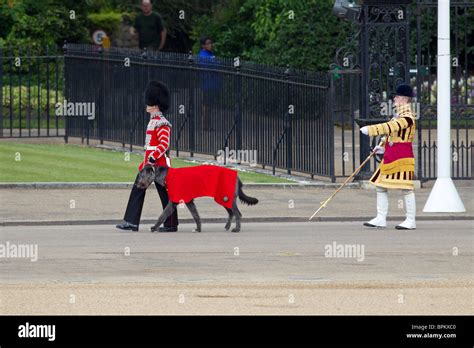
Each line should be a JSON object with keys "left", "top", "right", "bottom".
{"left": 136, "top": 165, "right": 156, "bottom": 189}
{"left": 154, "top": 166, "right": 169, "bottom": 187}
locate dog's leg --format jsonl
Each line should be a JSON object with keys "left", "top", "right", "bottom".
{"left": 231, "top": 200, "right": 242, "bottom": 233}
{"left": 186, "top": 200, "right": 201, "bottom": 233}
{"left": 224, "top": 207, "right": 233, "bottom": 231}
{"left": 151, "top": 202, "right": 177, "bottom": 232}
{"left": 230, "top": 180, "right": 241, "bottom": 232}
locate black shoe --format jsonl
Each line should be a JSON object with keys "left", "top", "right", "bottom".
{"left": 116, "top": 222, "right": 138, "bottom": 232}
{"left": 158, "top": 226, "right": 178, "bottom": 232}
{"left": 395, "top": 225, "right": 414, "bottom": 230}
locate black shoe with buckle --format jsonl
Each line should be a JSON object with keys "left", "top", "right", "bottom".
{"left": 116, "top": 222, "right": 138, "bottom": 232}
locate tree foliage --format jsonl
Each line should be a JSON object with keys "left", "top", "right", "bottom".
{"left": 0, "top": 0, "right": 91, "bottom": 53}
{"left": 191, "top": 0, "right": 351, "bottom": 71}
{"left": 1, "top": 0, "right": 351, "bottom": 71}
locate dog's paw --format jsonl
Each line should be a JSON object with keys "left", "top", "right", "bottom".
{"left": 192, "top": 228, "right": 201, "bottom": 233}
{"left": 231, "top": 227, "right": 240, "bottom": 233}
{"left": 150, "top": 225, "right": 159, "bottom": 232}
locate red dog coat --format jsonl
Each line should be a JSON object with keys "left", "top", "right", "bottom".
{"left": 165, "top": 165, "right": 238, "bottom": 209}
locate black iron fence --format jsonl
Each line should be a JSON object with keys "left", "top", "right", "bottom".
{"left": 329, "top": 0, "right": 473, "bottom": 181}
{"left": 63, "top": 44, "right": 334, "bottom": 180}
{"left": 2, "top": 0, "right": 473, "bottom": 183}
{"left": 0, "top": 46, "right": 64, "bottom": 138}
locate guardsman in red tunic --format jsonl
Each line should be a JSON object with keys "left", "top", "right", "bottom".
{"left": 360, "top": 84, "right": 416, "bottom": 230}
{"left": 116, "top": 80, "right": 178, "bottom": 232}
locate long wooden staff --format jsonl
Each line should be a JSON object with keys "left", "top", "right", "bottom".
{"left": 309, "top": 138, "right": 386, "bottom": 220}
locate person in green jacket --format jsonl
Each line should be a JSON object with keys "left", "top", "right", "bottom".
{"left": 131, "top": 0, "right": 167, "bottom": 50}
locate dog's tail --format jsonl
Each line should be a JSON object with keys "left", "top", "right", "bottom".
{"left": 237, "top": 178, "right": 258, "bottom": 205}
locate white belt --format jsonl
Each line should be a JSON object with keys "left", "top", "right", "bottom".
{"left": 145, "top": 147, "right": 170, "bottom": 166}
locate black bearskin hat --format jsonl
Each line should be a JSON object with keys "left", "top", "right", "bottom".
{"left": 145, "top": 80, "right": 170, "bottom": 112}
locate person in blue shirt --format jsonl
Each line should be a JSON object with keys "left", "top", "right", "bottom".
{"left": 198, "top": 36, "right": 215, "bottom": 61}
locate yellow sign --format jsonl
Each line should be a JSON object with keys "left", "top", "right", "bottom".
{"left": 102, "top": 36, "right": 110, "bottom": 49}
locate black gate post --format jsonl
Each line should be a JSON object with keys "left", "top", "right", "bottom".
{"left": 98, "top": 45, "right": 104, "bottom": 145}
{"left": 329, "top": 75, "right": 336, "bottom": 182}
{"left": 285, "top": 66, "right": 292, "bottom": 175}
{"left": 62, "top": 42, "right": 68, "bottom": 144}
{"left": 357, "top": 0, "right": 411, "bottom": 179}
{"left": 0, "top": 46, "right": 3, "bottom": 138}
{"left": 358, "top": 9, "right": 371, "bottom": 178}
{"left": 415, "top": 1, "right": 423, "bottom": 182}
{"left": 235, "top": 62, "right": 242, "bottom": 154}
{"left": 188, "top": 52, "right": 195, "bottom": 157}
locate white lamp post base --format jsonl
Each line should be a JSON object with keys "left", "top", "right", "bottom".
{"left": 423, "top": 177, "right": 466, "bottom": 212}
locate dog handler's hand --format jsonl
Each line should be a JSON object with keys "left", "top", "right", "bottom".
{"left": 360, "top": 126, "right": 369, "bottom": 135}
{"left": 372, "top": 145, "right": 385, "bottom": 155}
{"left": 147, "top": 155, "right": 156, "bottom": 165}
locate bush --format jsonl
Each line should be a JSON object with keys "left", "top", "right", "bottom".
{"left": 2, "top": 85, "right": 65, "bottom": 129}
{"left": 87, "top": 11, "right": 132, "bottom": 41}
{"left": 2, "top": 85, "right": 63, "bottom": 115}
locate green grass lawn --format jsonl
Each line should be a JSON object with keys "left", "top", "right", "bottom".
{"left": 0, "top": 142, "right": 291, "bottom": 183}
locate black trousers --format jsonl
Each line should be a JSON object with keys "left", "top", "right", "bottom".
{"left": 123, "top": 173, "right": 178, "bottom": 227}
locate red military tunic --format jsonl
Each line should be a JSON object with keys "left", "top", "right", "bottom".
{"left": 165, "top": 165, "right": 238, "bottom": 209}
{"left": 139, "top": 111, "right": 172, "bottom": 171}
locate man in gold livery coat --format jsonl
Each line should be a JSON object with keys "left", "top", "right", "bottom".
{"left": 360, "top": 84, "right": 417, "bottom": 230}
